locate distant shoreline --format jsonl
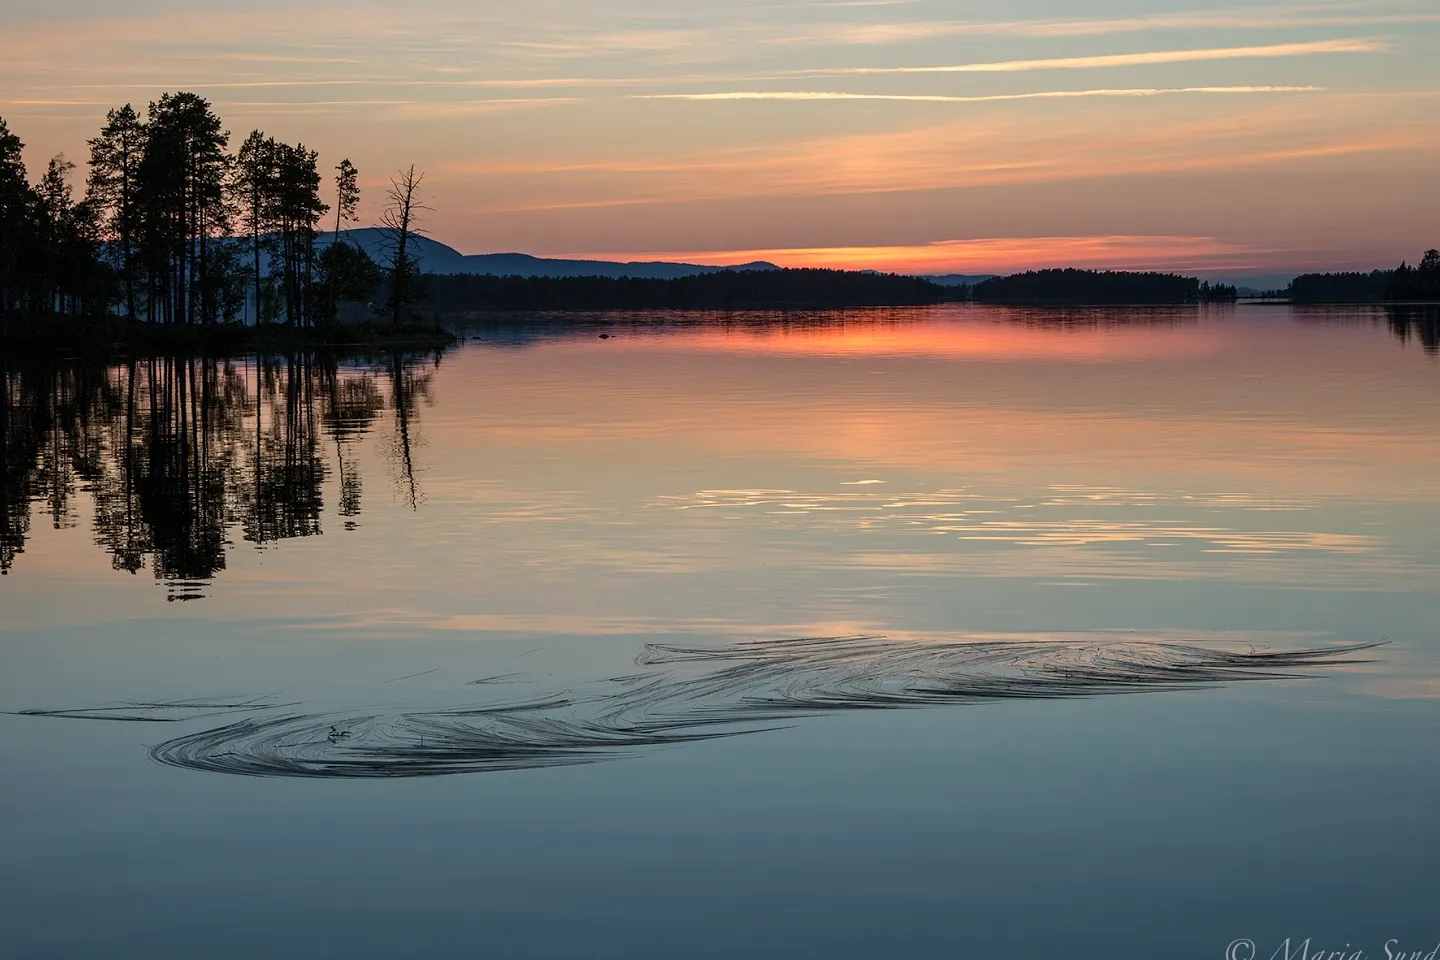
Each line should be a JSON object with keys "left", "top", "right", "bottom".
{"left": 415, "top": 267, "right": 1238, "bottom": 313}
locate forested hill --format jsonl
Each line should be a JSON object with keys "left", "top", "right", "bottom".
{"left": 331, "top": 229, "right": 779, "bottom": 279}
{"left": 971, "top": 269, "right": 1237, "bottom": 304}
{"left": 417, "top": 269, "right": 951, "bottom": 311}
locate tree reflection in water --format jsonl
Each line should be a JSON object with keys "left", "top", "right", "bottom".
{"left": 1385, "top": 306, "right": 1440, "bottom": 357}
{"left": 0, "top": 351, "right": 439, "bottom": 599}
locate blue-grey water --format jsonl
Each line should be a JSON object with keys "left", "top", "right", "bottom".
{"left": 1, "top": 305, "right": 1437, "bottom": 959}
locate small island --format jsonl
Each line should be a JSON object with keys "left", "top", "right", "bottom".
{"left": 0, "top": 97, "right": 450, "bottom": 353}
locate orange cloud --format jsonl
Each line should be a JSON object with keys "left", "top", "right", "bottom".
{"left": 451, "top": 95, "right": 1433, "bottom": 222}
{"left": 561, "top": 235, "right": 1269, "bottom": 274}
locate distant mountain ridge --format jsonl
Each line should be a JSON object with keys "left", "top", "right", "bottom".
{"left": 328, "top": 229, "right": 779, "bottom": 279}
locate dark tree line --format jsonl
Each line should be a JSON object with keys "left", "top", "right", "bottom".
{"left": 1284, "top": 250, "right": 1440, "bottom": 303}
{"left": 419, "top": 268, "right": 950, "bottom": 312}
{"left": 0, "top": 351, "right": 436, "bottom": 597}
{"left": 1386, "top": 250, "right": 1440, "bottom": 301}
{"left": 1, "top": 99, "right": 427, "bottom": 334}
{"left": 969, "top": 269, "right": 1237, "bottom": 304}
{"left": 1287, "top": 270, "right": 1392, "bottom": 303}
{"left": 1, "top": 120, "right": 112, "bottom": 331}
{"left": 418, "top": 267, "right": 1254, "bottom": 313}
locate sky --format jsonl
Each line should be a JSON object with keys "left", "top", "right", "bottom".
{"left": 1, "top": 0, "right": 1438, "bottom": 277}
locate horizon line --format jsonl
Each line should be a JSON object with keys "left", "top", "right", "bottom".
{"left": 324, "top": 228, "right": 1405, "bottom": 279}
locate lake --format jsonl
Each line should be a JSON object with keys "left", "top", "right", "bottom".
{"left": 2, "top": 304, "right": 1437, "bottom": 959}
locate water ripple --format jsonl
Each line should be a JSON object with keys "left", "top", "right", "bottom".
{"left": 13, "top": 636, "right": 1381, "bottom": 780}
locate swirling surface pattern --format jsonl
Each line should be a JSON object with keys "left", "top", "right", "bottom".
{"left": 15, "top": 635, "right": 1381, "bottom": 780}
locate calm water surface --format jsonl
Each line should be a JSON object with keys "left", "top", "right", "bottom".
{"left": 2, "top": 305, "right": 1438, "bottom": 958}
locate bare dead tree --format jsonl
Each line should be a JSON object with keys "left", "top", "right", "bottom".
{"left": 377, "top": 166, "right": 429, "bottom": 326}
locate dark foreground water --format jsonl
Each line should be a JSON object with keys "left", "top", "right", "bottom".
{"left": 1, "top": 305, "right": 1438, "bottom": 959}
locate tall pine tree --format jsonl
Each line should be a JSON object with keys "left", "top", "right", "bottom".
{"left": 86, "top": 105, "right": 145, "bottom": 320}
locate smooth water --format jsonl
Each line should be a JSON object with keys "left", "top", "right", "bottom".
{"left": 2, "top": 305, "right": 1437, "bottom": 958}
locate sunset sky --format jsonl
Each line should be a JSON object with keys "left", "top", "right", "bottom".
{"left": 3, "top": 0, "right": 1438, "bottom": 277}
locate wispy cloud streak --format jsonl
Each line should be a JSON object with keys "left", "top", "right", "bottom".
{"left": 799, "top": 8, "right": 1440, "bottom": 44}
{"left": 789, "top": 38, "right": 1387, "bottom": 76}
{"left": 637, "top": 86, "right": 1325, "bottom": 103}
{"left": 20, "top": 39, "right": 1385, "bottom": 92}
